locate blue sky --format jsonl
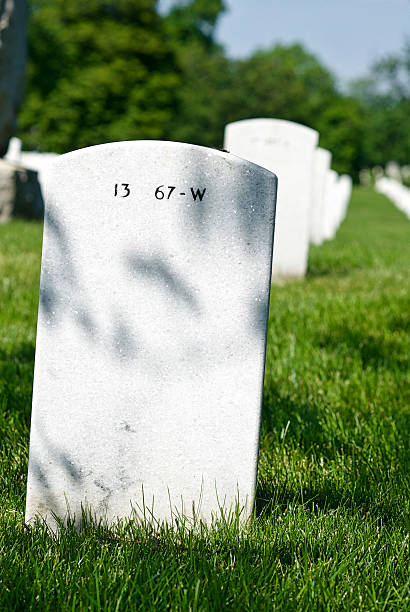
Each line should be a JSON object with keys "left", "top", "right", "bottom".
{"left": 161, "top": 0, "right": 409, "bottom": 85}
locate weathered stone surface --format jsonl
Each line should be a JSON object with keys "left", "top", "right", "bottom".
{"left": 0, "top": 0, "right": 28, "bottom": 156}
{"left": 25, "top": 141, "right": 277, "bottom": 530}
{"left": 224, "top": 119, "right": 319, "bottom": 279}
{"left": 0, "top": 158, "right": 43, "bottom": 222}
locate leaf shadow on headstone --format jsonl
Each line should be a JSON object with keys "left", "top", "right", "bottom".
{"left": 125, "top": 253, "right": 201, "bottom": 315}
{"left": 40, "top": 207, "right": 141, "bottom": 362}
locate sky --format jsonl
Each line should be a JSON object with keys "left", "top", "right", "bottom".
{"left": 161, "top": 0, "right": 410, "bottom": 86}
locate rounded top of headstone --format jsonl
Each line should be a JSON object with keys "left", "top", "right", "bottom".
{"left": 49, "top": 140, "right": 278, "bottom": 184}
{"left": 315, "top": 148, "right": 332, "bottom": 165}
{"left": 224, "top": 118, "right": 319, "bottom": 148}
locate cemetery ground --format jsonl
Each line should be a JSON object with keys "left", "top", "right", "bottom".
{"left": 0, "top": 188, "right": 409, "bottom": 610}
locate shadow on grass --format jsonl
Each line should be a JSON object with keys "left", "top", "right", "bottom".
{"left": 0, "top": 342, "right": 35, "bottom": 416}
{"left": 254, "top": 477, "right": 405, "bottom": 526}
{"left": 306, "top": 245, "right": 370, "bottom": 279}
{"left": 315, "top": 325, "right": 408, "bottom": 370}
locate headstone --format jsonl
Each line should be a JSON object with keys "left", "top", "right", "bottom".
{"left": 4, "top": 139, "right": 59, "bottom": 203}
{"left": 0, "top": 0, "right": 28, "bottom": 156}
{"left": 0, "top": 158, "right": 43, "bottom": 222}
{"left": 372, "top": 166, "right": 384, "bottom": 180}
{"left": 25, "top": 140, "right": 277, "bottom": 531}
{"left": 224, "top": 119, "right": 319, "bottom": 279}
{"left": 330, "top": 174, "right": 352, "bottom": 236}
{"left": 385, "top": 161, "right": 402, "bottom": 182}
{"left": 5, "top": 136, "right": 22, "bottom": 164}
{"left": 338, "top": 174, "right": 352, "bottom": 223}
{"left": 322, "top": 169, "right": 339, "bottom": 241}
{"left": 400, "top": 165, "right": 410, "bottom": 182}
{"left": 310, "top": 148, "right": 332, "bottom": 246}
{"left": 19, "top": 150, "right": 59, "bottom": 196}
{"left": 359, "top": 169, "right": 371, "bottom": 186}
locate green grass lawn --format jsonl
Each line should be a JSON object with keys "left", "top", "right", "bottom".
{"left": 0, "top": 188, "right": 409, "bottom": 610}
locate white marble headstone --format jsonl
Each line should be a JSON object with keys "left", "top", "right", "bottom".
{"left": 224, "top": 119, "right": 319, "bottom": 279}
{"left": 322, "top": 169, "right": 339, "bottom": 241}
{"left": 337, "top": 174, "right": 352, "bottom": 225}
{"left": 310, "top": 148, "right": 332, "bottom": 246}
{"left": 26, "top": 141, "right": 277, "bottom": 530}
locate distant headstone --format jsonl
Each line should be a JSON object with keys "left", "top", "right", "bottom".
{"left": 385, "top": 161, "right": 402, "bottom": 182}
{"left": 0, "top": 0, "right": 28, "bottom": 156}
{"left": 0, "top": 158, "right": 43, "bottom": 222}
{"left": 310, "top": 148, "right": 332, "bottom": 246}
{"left": 322, "top": 169, "right": 339, "bottom": 241}
{"left": 26, "top": 141, "right": 277, "bottom": 530}
{"left": 5, "top": 136, "right": 22, "bottom": 164}
{"left": 359, "top": 169, "right": 371, "bottom": 186}
{"left": 338, "top": 174, "right": 352, "bottom": 223}
{"left": 18, "top": 150, "right": 59, "bottom": 196}
{"left": 224, "top": 119, "right": 319, "bottom": 279}
{"left": 400, "top": 165, "right": 410, "bottom": 182}
{"left": 372, "top": 166, "right": 384, "bottom": 180}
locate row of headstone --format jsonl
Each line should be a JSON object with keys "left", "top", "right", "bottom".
{"left": 224, "top": 119, "right": 352, "bottom": 279}
{"left": 26, "top": 140, "right": 278, "bottom": 531}
{"left": 359, "top": 163, "right": 410, "bottom": 187}
{"left": 375, "top": 177, "right": 410, "bottom": 218}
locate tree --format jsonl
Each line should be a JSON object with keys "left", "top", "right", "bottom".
{"left": 349, "top": 41, "right": 410, "bottom": 168}
{"left": 18, "top": 0, "right": 180, "bottom": 152}
{"left": 163, "top": 0, "right": 231, "bottom": 148}
{"left": 228, "top": 44, "right": 337, "bottom": 126}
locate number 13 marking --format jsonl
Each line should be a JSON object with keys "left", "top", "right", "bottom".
{"left": 114, "top": 183, "right": 130, "bottom": 197}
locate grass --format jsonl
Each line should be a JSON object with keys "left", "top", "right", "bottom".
{"left": 0, "top": 187, "right": 409, "bottom": 610}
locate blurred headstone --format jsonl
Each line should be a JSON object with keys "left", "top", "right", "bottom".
{"left": 322, "top": 169, "right": 339, "bottom": 241}
{"left": 385, "top": 161, "right": 402, "bottom": 183}
{"left": 0, "top": 158, "right": 43, "bottom": 222}
{"left": 333, "top": 174, "right": 352, "bottom": 232}
{"left": 400, "top": 165, "right": 410, "bottom": 182}
{"left": 26, "top": 140, "right": 278, "bottom": 531}
{"left": 224, "top": 119, "right": 319, "bottom": 279}
{"left": 19, "top": 150, "right": 59, "bottom": 195}
{"left": 5, "top": 138, "right": 58, "bottom": 207}
{"left": 5, "top": 135, "right": 22, "bottom": 164}
{"left": 310, "top": 147, "right": 332, "bottom": 245}
{"left": 0, "top": 0, "right": 28, "bottom": 156}
{"left": 359, "top": 169, "right": 371, "bottom": 186}
{"left": 372, "top": 166, "right": 384, "bottom": 180}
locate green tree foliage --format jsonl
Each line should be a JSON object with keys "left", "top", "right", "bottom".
{"left": 163, "top": 0, "right": 232, "bottom": 148}
{"left": 228, "top": 44, "right": 337, "bottom": 125}
{"left": 349, "top": 41, "right": 410, "bottom": 168}
{"left": 315, "top": 97, "right": 364, "bottom": 176}
{"left": 19, "top": 0, "right": 180, "bottom": 152}
{"left": 18, "top": 0, "right": 408, "bottom": 177}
